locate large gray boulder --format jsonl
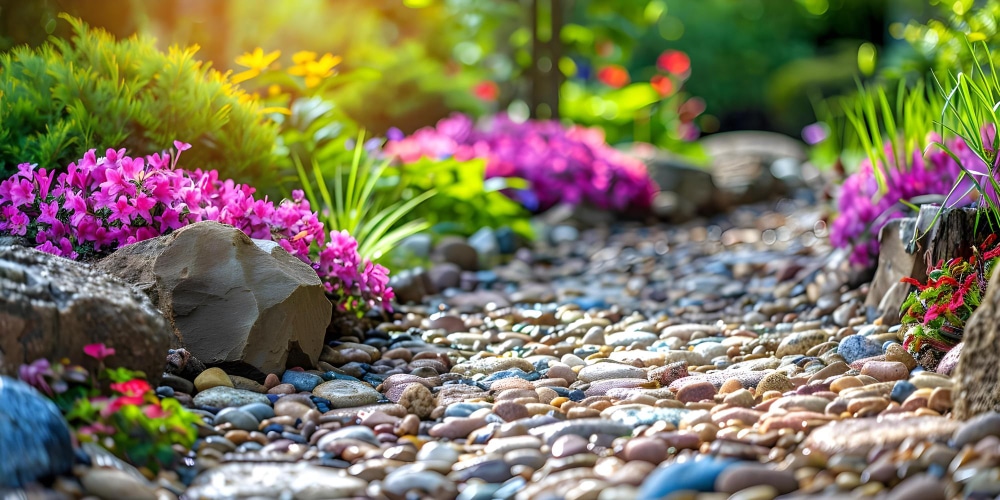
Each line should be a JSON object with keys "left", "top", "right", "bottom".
{"left": 95, "top": 221, "right": 332, "bottom": 375}
{"left": 0, "top": 246, "right": 171, "bottom": 382}
{"left": 0, "top": 376, "right": 74, "bottom": 488}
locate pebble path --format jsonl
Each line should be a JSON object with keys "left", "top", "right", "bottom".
{"left": 70, "top": 200, "right": 1000, "bottom": 499}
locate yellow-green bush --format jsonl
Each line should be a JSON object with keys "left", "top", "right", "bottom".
{"left": 0, "top": 15, "right": 278, "bottom": 185}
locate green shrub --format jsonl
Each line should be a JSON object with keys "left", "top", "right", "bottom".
{"left": 0, "top": 14, "right": 278, "bottom": 186}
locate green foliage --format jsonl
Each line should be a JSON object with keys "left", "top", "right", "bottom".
{"left": 844, "top": 80, "right": 941, "bottom": 188}
{"left": 930, "top": 41, "right": 1000, "bottom": 226}
{"left": 18, "top": 347, "right": 202, "bottom": 474}
{"left": 295, "top": 132, "right": 435, "bottom": 261}
{"left": 0, "top": 14, "right": 278, "bottom": 186}
{"left": 395, "top": 155, "right": 533, "bottom": 239}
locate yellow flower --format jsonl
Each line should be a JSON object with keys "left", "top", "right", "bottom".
{"left": 232, "top": 48, "right": 281, "bottom": 84}
{"left": 288, "top": 51, "right": 342, "bottom": 88}
{"left": 267, "top": 84, "right": 283, "bottom": 97}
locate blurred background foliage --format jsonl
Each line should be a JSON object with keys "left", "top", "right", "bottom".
{"left": 1, "top": 0, "right": 943, "bottom": 142}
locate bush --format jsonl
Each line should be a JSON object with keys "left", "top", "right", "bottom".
{"left": 385, "top": 113, "right": 657, "bottom": 214}
{"left": 0, "top": 15, "right": 278, "bottom": 187}
{"left": 0, "top": 143, "right": 392, "bottom": 314}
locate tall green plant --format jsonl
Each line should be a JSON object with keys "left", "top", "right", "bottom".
{"left": 295, "top": 132, "right": 435, "bottom": 261}
{"left": 930, "top": 40, "right": 1000, "bottom": 228}
{"left": 844, "top": 79, "right": 940, "bottom": 193}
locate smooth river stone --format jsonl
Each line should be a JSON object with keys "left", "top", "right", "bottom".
{"left": 608, "top": 350, "right": 666, "bottom": 367}
{"left": 193, "top": 386, "right": 271, "bottom": 408}
{"left": 803, "top": 414, "right": 960, "bottom": 455}
{"left": 668, "top": 370, "right": 771, "bottom": 391}
{"left": 185, "top": 463, "right": 367, "bottom": 499}
{"left": 774, "top": 330, "right": 828, "bottom": 357}
{"left": 529, "top": 418, "right": 634, "bottom": 445}
{"left": 605, "top": 331, "right": 659, "bottom": 348}
{"left": 838, "top": 334, "right": 884, "bottom": 364}
{"left": 637, "top": 457, "right": 737, "bottom": 499}
{"left": 604, "top": 407, "right": 691, "bottom": 427}
{"left": 714, "top": 463, "right": 798, "bottom": 494}
{"left": 312, "top": 380, "right": 381, "bottom": 408}
{"left": 578, "top": 363, "right": 647, "bottom": 383}
{"left": 451, "top": 357, "right": 535, "bottom": 376}
{"left": 676, "top": 380, "right": 717, "bottom": 403}
{"left": 659, "top": 324, "right": 722, "bottom": 341}
{"left": 584, "top": 379, "right": 650, "bottom": 397}
{"left": 860, "top": 361, "right": 909, "bottom": 382}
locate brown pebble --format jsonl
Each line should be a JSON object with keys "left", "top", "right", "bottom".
{"left": 830, "top": 376, "right": 863, "bottom": 393}
{"left": 928, "top": 388, "right": 952, "bottom": 413}
{"left": 494, "top": 401, "right": 530, "bottom": 422}
{"left": 860, "top": 361, "right": 908, "bottom": 382}
{"left": 676, "top": 380, "right": 717, "bottom": 403}
{"left": 719, "top": 378, "right": 744, "bottom": 395}
{"left": 264, "top": 373, "right": 280, "bottom": 390}
{"left": 267, "top": 383, "right": 296, "bottom": 395}
{"left": 884, "top": 344, "right": 917, "bottom": 371}
{"left": 622, "top": 437, "right": 669, "bottom": 464}
{"left": 756, "top": 372, "right": 793, "bottom": 394}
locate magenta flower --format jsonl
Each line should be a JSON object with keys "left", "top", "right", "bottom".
{"left": 83, "top": 343, "right": 116, "bottom": 361}
{"left": 0, "top": 141, "right": 394, "bottom": 313}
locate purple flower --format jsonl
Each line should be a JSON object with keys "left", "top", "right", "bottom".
{"left": 802, "top": 122, "right": 829, "bottom": 145}
{"left": 384, "top": 113, "right": 658, "bottom": 213}
{"left": 18, "top": 358, "right": 53, "bottom": 396}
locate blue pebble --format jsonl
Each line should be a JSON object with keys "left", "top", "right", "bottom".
{"left": 281, "top": 371, "right": 324, "bottom": 392}
{"left": 445, "top": 402, "right": 492, "bottom": 418}
{"left": 266, "top": 394, "right": 279, "bottom": 404}
{"left": 911, "top": 366, "right": 925, "bottom": 375}
{"left": 928, "top": 463, "right": 946, "bottom": 478}
{"left": 493, "top": 477, "right": 527, "bottom": 500}
{"left": 571, "top": 297, "right": 606, "bottom": 310}
{"left": 281, "top": 432, "right": 307, "bottom": 444}
{"left": 322, "top": 371, "right": 362, "bottom": 382}
{"left": 262, "top": 424, "right": 284, "bottom": 434}
{"left": 568, "top": 390, "right": 586, "bottom": 402}
{"left": 549, "top": 387, "right": 571, "bottom": 398}
{"left": 882, "top": 340, "right": 900, "bottom": 351}
{"left": 638, "top": 458, "right": 737, "bottom": 499}
{"left": 156, "top": 386, "right": 175, "bottom": 398}
{"left": 458, "top": 482, "right": 503, "bottom": 500}
{"left": 363, "top": 373, "right": 387, "bottom": 387}
{"left": 891, "top": 380, "right": 917, "bottom": 403}
{"left": 838, "top": 334, "right": 884, "bottom": 364}
{"left": 311, "top": 397, "right": 332, "bottom": 407}
{"left": 239, "top": 402, "right": 275, "bottom": 421}
{"left": 482, "top": 368, "right": 540, "bottom": 385}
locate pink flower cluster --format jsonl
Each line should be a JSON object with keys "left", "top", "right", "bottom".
{"left": 385, "top": 113, "right": 657, "bottom": 213}
{"left": 829, "top": 133, "right": 996, "bottom": 267}
{"left": 0, "top": 143, "right": 393, "bottom": 312}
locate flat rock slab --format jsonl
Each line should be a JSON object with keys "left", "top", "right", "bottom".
{"left": 803, "top": 415, "right": 959, "bottom": 456}
{"left": 186, "top": 462, "right": 368, "bottom": 499}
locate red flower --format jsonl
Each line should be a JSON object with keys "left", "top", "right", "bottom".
{"left": 657, "top": 50, "right": 691, "bottom": 75}
{"left": 143, "top": 403, "right": 168, "bottom": 419}
{"left": 111, "top": 379, "right": 151, "bottom": 398}
{"left": 83, "top": 343, "right": 115, "bottom": 361}
{"left": 472, "top": 81, "right": 499, "bottom": 102}
{"left": 100, "top": 395, "right": 145, "bottom": 417}
{"left": 597, "top": 65, "right": 630, "bottom": 88}
{"left": 650, "top": 75, "right": 674, "bottom": 97}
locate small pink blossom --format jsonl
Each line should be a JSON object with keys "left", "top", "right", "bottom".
{"left": 83, "top": 343, "right": 116, "bottom": 361}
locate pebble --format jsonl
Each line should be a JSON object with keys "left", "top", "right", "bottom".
{"left": 74, "top": 204, "right": 998, "bottom": 500}
{"left": 193, "top": 386, "right": 271, "bottom": 408}
{"left": 312, "top": 380, "right": 381, "bottom": 408}
{"left": 213, "top": 408, "right": 259, "bottom": 431}
{"left": 194, "top": 367, "right": 234, "bottom": 392}
{"left": 838, "top": 334, "right": 884, "bottom": 364}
